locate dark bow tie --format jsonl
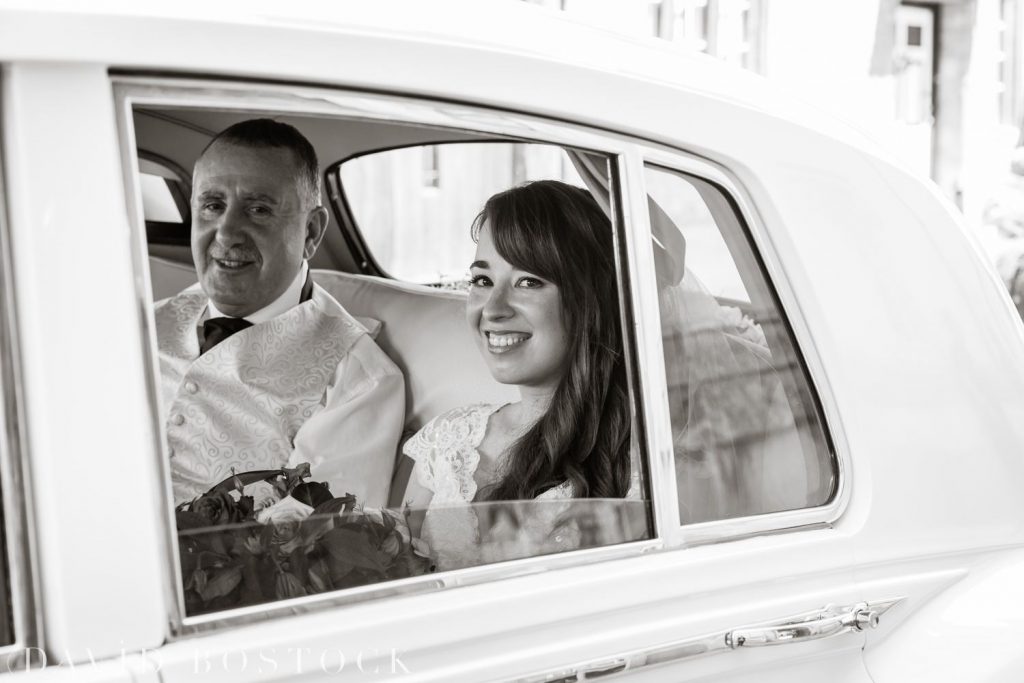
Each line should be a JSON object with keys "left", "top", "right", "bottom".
{"left": 200, "top": 316, "right": 253, "bottom": 355}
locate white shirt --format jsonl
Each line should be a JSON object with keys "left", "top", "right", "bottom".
{"left": 206, "top": 260, "right": 309, "bottom": 323}
{"left": 286, "top": 292, "right": 404, "bottom": 509}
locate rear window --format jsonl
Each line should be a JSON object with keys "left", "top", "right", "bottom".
{"left": 644, "top": 162, "right": 836, "bottom": 524}
{"left": 139, "top": 153, "right": 190, "bottom": 246}
{"left": 337, "top": 142, "right": 584, "bottom": 284}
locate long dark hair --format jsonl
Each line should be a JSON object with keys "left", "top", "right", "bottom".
{"left": 471, "top": 180, "right": 631, "bottom": 500}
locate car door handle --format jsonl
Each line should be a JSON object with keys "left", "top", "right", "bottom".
{"left": 513, "top": 599, "right": 903, "bottom": 682}
{"left": 726, "top": 600, "right": 896, "bottom": 649}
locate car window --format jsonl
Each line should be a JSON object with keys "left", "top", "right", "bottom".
{"left": 128, "top": 105, "right": 653, "bottom": 619}
{"left": 139, "top": 153, "right": 190, "bottom": 247}
{"left": 644, "top": 163, "right": 835, "bottom": 524}
{"left": 337, "top": 143, "right": 584, "bottom": 285}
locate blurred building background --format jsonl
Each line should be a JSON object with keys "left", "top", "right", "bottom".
{"left": 517, "top": 0, "right": 1024, "bottom": 306}
{"left": 345, "top": 0, "right": 1024, "bottom": 308}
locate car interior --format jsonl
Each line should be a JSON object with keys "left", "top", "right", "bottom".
{"left": 134, "top": 108, "right": 580, "bottom": 505}
{"left": 135, "top": 105, "right": 832, "bottom": 525}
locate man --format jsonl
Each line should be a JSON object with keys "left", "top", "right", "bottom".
{"left": 155, "top": 118, "right": 404, "bottom": 508}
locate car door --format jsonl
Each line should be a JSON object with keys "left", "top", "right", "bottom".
{"left": 525, "top": 147, "right": 877, "bottom": 682}
{"left": 0, "top": 62, "right": 168, "bottom": 682}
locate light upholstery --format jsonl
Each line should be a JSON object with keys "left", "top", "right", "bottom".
{"left": 150, "top": 255, "right": 198, "bottom": 301}
{"left": 311, "top": 270, "right": 519, "bottom": 433}
{"left": 148, "top": 257, "right": 518, "bottom": 434}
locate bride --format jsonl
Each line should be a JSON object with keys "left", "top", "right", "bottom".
{"left": 402, "top": 180, "right": 635, "bottom": 571}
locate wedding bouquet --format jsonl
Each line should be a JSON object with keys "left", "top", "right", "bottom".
{"left": 175, "top": 464, "right": 433, "bottom": 615}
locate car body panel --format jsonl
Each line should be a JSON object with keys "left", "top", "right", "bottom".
{"left": 1, "top": 62, "right": 172, "bottom": 661}
{"left": 862, "top": 550, "right": 1024, "bottom": 682}
{"left": 0, "top": 1, "right": 1022, "bottom": 681}
{"left": 146, "top": 533, "right": 863, "bottom": 681}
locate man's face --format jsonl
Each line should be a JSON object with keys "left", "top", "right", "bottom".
{"left": 191, "top": 142, "right": 325, "bottom": 317}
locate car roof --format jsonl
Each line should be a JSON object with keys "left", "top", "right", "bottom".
{"left": 0, "top": 0, "right": 888, "bottom": 160}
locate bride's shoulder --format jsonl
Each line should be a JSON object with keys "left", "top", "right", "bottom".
{"left": 404, "top": 403, "right": 500, "bottom": 460}
{"left": 420, "top": 402, "right": 499, "bottom": 432}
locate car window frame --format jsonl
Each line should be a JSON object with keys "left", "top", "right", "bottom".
{"left": 112, "top": 76, "right": 667, "bottom": 638}
{"left": 111, "top": 75, "right": 851, "bottom": 637}
{"left": 631, "top": 144, "right": 850, "bottom": 547}
{"left": 0, "top": 85, "right": 43, "bottom": 670}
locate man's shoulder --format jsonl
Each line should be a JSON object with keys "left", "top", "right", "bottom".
{"left": 154, "top": 283, "right": 207, "bottom": 315}
{"left": 309, "top": 284, "right": 401, "bottom": 378}
{"left": 310, "top": 283, "right": 384, "bottom": 340}
{"left": 153, "top": 285, "right": 208, "bottom": 342}
{"left": 309, "top": 283, "right": 365, "bottom": 332}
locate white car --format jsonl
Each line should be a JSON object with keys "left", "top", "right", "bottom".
{"left": 1, "top": 2, "right": 1023, "bottom": 681}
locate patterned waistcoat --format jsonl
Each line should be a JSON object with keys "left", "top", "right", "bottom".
{"left": 155, "top": 285, "right": 361, "bottom": 505}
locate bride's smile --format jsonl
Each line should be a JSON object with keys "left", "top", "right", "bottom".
{"left": 484, "top": 331, "right": 530, "bottom": 351}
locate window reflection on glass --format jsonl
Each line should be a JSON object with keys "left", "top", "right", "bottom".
{"left": 645, "top": 164, "right": 834, "bottom": 524}
{"left": 176, "top": 466, "right": 647, "bottom": 616}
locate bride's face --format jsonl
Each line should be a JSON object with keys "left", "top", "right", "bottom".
{"left": 467, "top": 223, "right": 570, "bottom": 392}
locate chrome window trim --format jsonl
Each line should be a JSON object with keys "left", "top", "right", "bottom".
{"left": 618, "top": 148, "right": 685, "bottom": 546}
{"left": 0, "top": 72, "right": 44, "bottom": 668}
{"left": 110, "top": 75, "right": 847, "bottom": 634}
{"left": 112, "top": 86, "right": 187, "bottom": 637}
{"left": 636, "top": 145, "right": 850, "bottom": 547}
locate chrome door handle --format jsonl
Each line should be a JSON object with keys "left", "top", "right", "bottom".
{"left": 514, "top": 599, "right": 903, "bottom": 683}
{"left": 579, "top": 657, "right": 628, "bottom": 678}
{"left": 726, "top": 601, "right": 893, "bottom": 649}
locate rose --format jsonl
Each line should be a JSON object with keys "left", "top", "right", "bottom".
{"left": 255, "top": 494, "right": 315, "bottom": 525}
{"left": 373, "top": 509, "right": 389, "bottom": 526}
{"left": 256, "top": 495, "right": 315, "bottom": 554}
{"left": 245, "top": 481, "right": 282, "bottom": 511}
{"left": 191, "top": 491, "right": 242, "bottom": 525}
{"left": 380, "top": 532, "right": 401, "bottom": 557}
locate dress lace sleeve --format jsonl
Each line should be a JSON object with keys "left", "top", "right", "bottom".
{"left": 401, "top": 404, "right": 494, "bottom": 501}
{"left": 402, "top": 414, "right": 443, "bottom": 494}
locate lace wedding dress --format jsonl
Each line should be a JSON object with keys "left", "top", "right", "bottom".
{"left": 403, "top": 403, "right": 578, "bottom": 571}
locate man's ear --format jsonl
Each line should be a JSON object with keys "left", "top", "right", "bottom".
{"left": 303, "top": 206, "right": 329, "bottom": 260}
